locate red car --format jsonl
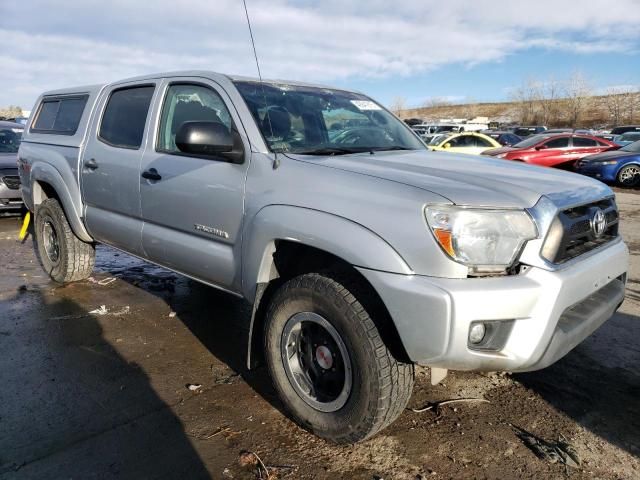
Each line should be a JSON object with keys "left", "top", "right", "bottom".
{"left": 483, "top": 133, "right": 617, "bottom": 169}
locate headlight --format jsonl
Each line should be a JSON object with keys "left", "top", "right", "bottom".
{"left": 425, "top": 205, "right": 538, "bottom": 272}
{"left": 495, "top": 153, "right": 508, "bottom": 158}
{"left": 593, "top": 160, "right": 618, "bottom": 166}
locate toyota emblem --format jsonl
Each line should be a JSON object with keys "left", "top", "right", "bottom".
{"left": 591, "top": 208, "right": 607, "bottom": 238}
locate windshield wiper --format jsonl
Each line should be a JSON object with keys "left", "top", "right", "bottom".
{"left": 369, "top": 146, "right": 416, "bottom": 152}
{"left": 293, "top": 147, "right": 368, "bottom": 156}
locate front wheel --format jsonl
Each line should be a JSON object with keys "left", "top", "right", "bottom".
{"left": 617, "top": 164, "right": 640, "bottom": 188}
{"left": 264, "top": 272, "right": 414, "bottom": 443}
{"left": 34, "top": 198, "right": 95, "bottom": 283}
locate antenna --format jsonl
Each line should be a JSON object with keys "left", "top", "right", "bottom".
{"left": 242, "top": 0, "right": 277, "bottom": 163}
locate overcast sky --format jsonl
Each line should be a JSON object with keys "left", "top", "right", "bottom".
{"left": 2, "top": 0, "right": 640, "bottom": 109}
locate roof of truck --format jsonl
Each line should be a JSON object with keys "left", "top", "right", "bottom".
{"left": 40, "top": 71, "right": 351, "bottom": 99}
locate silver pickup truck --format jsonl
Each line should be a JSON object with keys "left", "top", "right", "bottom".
{"left": 18, "top": 71, "right": 628, "bottom": 443}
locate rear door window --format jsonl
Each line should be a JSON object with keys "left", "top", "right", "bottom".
{"left": 32, "top": 96, "right": 88, "bottom": 135}
{"left": 99, "top": 85, "right": 155, "bottom": 149}
{"left": 572, "top": 137, "right": 597, "bottom": 147}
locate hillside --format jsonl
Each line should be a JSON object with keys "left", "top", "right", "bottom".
{"left": 398, "top": 92, "right": 640, "bottom": 128}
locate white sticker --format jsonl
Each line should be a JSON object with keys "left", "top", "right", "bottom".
{"left": 350, "top": 100, "right": 381, "bottom": 111}
{"left": 11, "top": 128, "right": 22, "bottom": 133}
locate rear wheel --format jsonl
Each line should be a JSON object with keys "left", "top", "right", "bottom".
{"left": 34, "top": 198, "right": 95, "bottom": 283}
{"left": 617, "top": 164, "right": 640, "bottom": 187}
{"left": 264, "top": 271, "right": 414, "bottom": 443}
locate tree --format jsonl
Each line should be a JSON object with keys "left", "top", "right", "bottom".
{"left": 509, "top": 78, "right": 539, "bottom": 124}
{"left": 389, "top": 96, "right": 407, "bottom": 116}
{"left": 603, "top": 86, "right": 628, "bottom": 126}
{"left": 537, "top": 78, "right": 561, "bottom": 126}
{"left": 422, "top": 96, "right": 452, "bottom": 109}
{"left": 564, "top": 72, "right": 591, "bottom": 127}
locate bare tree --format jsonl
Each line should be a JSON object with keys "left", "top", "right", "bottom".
{"left": 603, "top": 86, "right": 629, "bottom": 126}
{"left": 422, "top": 96, "right": 452, "bottom": 109}
{"left": 509, "top": 79, "right": 539, "bottom": 124}
{"left": 537, "top": 77, "right": 561, "bottom": 126}
{"left": 389, "top": 96, "right": 407, "bottom": 116}
{"left": 621, "top": 86, "right": 639, "bottom": 124}
{"left": 564, "top": 72, "right": 592, "bottom": 127}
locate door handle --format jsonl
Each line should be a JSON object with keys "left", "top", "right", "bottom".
{"left": 141, "top": 168, "right": 162, "bottom": 181}
{"left": 84, "top": 158, "right": 99, "bottom": 170}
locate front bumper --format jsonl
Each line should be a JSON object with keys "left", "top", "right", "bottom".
{"left": 0, "top": 172, "right": 23, "bottom": 209}
{"left": 358, "top": 238, "right": 628, "bottom": 372}
{"left": 576, "top": 164, "right": 618, "bottom": 183}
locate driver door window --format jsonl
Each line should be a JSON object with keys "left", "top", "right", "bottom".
{"left": 157, "top": 84, "right": 232, "bottom": 154}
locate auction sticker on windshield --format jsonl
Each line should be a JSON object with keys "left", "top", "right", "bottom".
{"left": 351, "top": 100, "right": 381, "bottom": 110}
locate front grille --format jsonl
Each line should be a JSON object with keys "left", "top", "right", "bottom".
{"left": 542, "top": 198, "right": 619, "bottom": 264}
{"left": 1, "top": 175, "right": 21, "bottom": 190}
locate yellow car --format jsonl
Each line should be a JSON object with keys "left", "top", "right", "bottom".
{"left": 428, "top": 132, "right": 501, "bottom": 155}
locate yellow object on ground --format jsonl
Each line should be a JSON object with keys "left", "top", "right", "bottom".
{"left": 19, "top": 212, "right": 31, "bottom": 241}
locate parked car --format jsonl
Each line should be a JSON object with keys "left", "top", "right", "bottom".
{"left": 19, "top": 71, "right": 628, "bottom": 443}
{"left": 481, "top": 130, "right": 522, "bottom": 146}
{"left": 511, "top": 126, "right": 547, "bottom": 137}
{"left": 576, "top": 140, "right": 640, "bottom": 187}
{"left": 428, "top": 131, "right": 501, "bottom": 154}
{"left": 0, "top": 120, "right": 24, "bottom": 210}
{"left": 483, "top": 133, "right": 616, "bottom": 169}
{"left": 612, "top": 132, "right": 640, "bottom": 147}
{"left": 610, "top": 125, "right": 640, "bottom": 135}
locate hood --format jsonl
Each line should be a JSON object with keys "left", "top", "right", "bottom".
{"left": 0, "top": 152, "right": 18, "bottom": 170}
{"left": 581, "top": 149, "right": 639, "bottom": 162}
{"left": 483, "top": 146, "right": 516, "bottom": 156}
{"left": 287, "top": 150, "right": 612, "bottom": 209}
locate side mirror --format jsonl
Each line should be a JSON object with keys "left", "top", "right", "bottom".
{"left": 443, "top": 143, "right": 451, "bottom": 149}
{"left": 176, "top": 121, "right": 244, "bottom": 163}
{"left": 535, "top": 144, "right": 548, "bottom": 150}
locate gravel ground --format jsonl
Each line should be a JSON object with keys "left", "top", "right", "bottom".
{"left": 0, "top": 192, "right": 639, "bottom": 479}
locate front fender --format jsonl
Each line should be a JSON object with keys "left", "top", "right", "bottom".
{"left": 241, "top": 204, "right": 412, "bottom": 300}
{"left": 29, "top": 159, "right": 92, "bottom": 243}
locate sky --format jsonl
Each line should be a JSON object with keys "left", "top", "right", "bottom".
{"left": 1, "top": 0, "right": 640, "bottom": 110}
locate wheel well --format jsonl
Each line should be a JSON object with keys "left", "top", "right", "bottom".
{"left": 248, "top": 240, "right": 411, "bottom": 368}
{"left": 32, "top": 180, "right": 60, "bottom": 206}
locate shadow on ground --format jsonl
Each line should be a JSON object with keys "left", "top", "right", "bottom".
{"left": 516, "top": 311, "right": 640, "bottom": 459}
{"left": 0, "top": 287, "right": 211, "bottom": 478}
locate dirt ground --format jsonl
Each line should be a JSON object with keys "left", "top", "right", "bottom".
{"left": 1, "top": 193, "right": 639, "bottom": 480}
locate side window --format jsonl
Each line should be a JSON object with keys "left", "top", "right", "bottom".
{"left": 572, "top": 137, "right": 597, "bottom": 147}
{"left": 544, "top": 137, "right": 569, "bottom": 148}
{"left": 157, "top": 84, "right": 233, "bottom": 154}
{"left": 99, "top": 85, "right": 155, "bottom": 149}
{"left": 32, "top": 96, "right": 88, "bottom": 135}
{"left": 475, "top": 136, "right": 493, "bottom": 147}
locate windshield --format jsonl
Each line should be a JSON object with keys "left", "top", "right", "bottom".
{"left": 620, "top": 133, "right": 640, "bottom": 142}
{"left": 512, "top": 134, "right": 551, "bottom": 148}
{"left": 621, "top": 140, "right": 640, "bottom": 153}
{"left": 428, "top": 133, "right": 452, "bottom": 145}
{"left": 234, "top": 81, "right": 425, "bottom": 154}
{"left": 0, "top": 127, "right": 23, "bottom": 153}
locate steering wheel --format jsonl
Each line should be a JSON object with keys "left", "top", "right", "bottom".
{"left": 333, "top": 127, "right": 393, "bottom": 147}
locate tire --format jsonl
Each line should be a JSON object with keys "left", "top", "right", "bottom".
{"left": 264, "top": 271, "right": 414, "bottom": 443}
{"left": 617, "top": 164, "right": 640, "bottom": 188}
{"left": 34, "top": 198, "right": 95, "bottom": 283}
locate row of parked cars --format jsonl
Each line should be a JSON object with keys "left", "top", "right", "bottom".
{"left": 418, "top": 126, "right": 640, "bottom": 187}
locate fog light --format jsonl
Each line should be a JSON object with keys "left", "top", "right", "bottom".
{"left": 469, "top": 323, "right": 486, "bottom": 344}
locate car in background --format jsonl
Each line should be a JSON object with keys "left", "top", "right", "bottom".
{"left": 512, "top": 126, "right": 547, "bottom": 137}
{"left": 613, "top": 132, "right": 640, "bottom": 147}
{"left": 610, "top": 125, "right": 640, "bottom": 135}
{"left": 0, "top": 120, "right": 24, "bottom": 210}
{"left": 481, "top": 130, "right": 522, "bottom": 146}
{"left": 428, "top": 131, "right": 501, "bottom": 154}
{"left": 483, "top": 133, "right": 616, "bottom": 169}
{"left": 576, "top": 140, "right": 640, "bottom": 187}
